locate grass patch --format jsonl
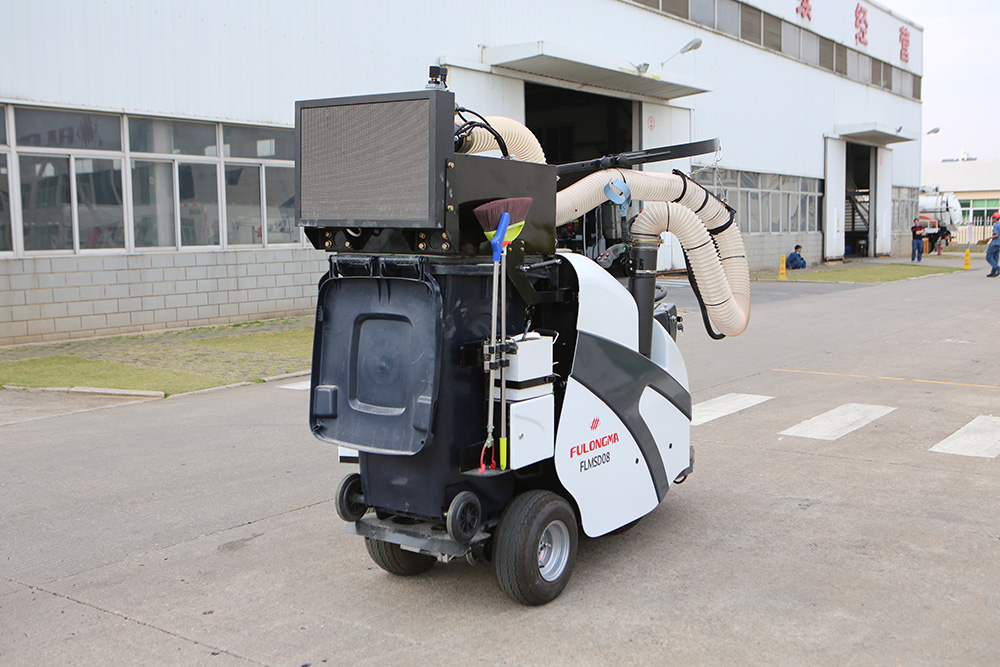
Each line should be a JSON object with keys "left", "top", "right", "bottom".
{"left": 0, "top": 316, "right": 315, "bottom": 394}
{"left": 0, "top": 356, "right": 223, "bottom": 396}
{"left": 756, "top": 264, "right": 965, "bottom": 283}
{"left": 190, "top": 327, "right": 313, "bottom": 356}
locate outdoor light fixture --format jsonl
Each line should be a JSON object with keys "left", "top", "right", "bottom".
{"left": 925, "top": 127, "right": 940, "bottom": 135}
{"left": 630, "top": 62, "right": 650, "bottom": 74}
{"left": 661, "top": 38, "right": 703, "bottom": 67}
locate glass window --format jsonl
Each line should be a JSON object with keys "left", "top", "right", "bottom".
{"left": 835, "top": 44, "right": 848, "bottom": 76}
{"left": 76, "top": 158, "right": 124, "bottom": 249}
{"left": 691, "top": 0, "right": 715, "bottom": 28}
{"left": 15, "top": 107, "right": 121, "bottom": 151}
{"left": 179, "top": 163, "right": 219, "bottom": 246}
{"left": 763, "top": 192, "right": 778, "bottom": 232}
{"left": 781, "top": 23, "right": 800, "bottom": 58}
{"left": 801, "top": 31, "right": 819, "bottom": 66}
{"left": 21, "top": 155, "right": 73, "bottom": 251}
{"left": 265, "top": 166, "right": 297, "bottom": 244}
{"left": 787, "top": 193, "right": 801, "bottom": 232}
{"left": 634, "top": 0, "right": 659, "bottom": 7}
{"left": 661, "top": 0, "right": 688, "bottom": 19}
{"left": 132, "top": 160, "right": 176, "bottom": 248}
{"left": 891, "top": 66, "right": 902, "bottom": 93}
{"left": 223, "top": 125, "right": 294, "bottom": 160}
{"left": 760, "top": 173, "right": 781, "bottom": 191}
{"left": 717, "top": 0, "right": 740, "bottom": 36}
{"left": 819, "top": 37, "right": 834, "bottom": 70}
{"left": 900, "top": 71, "right": 913, "bottom": 98}
{"left": 912, "top": 75, "right": 921, "bottom": 100}
{"left": 740, "top": 172, "right": 758, "bottom": 189}
{"left": 973, "top": 199, "right": 986, "bottom": 208}
{"left": 0, "top": 106, "right": 6, "bottom": 145}
{"left": 847, "top": 49, "right": 859, "bottom": 80}
{"left": 225, "top": 164, "right": 262, "bottom": 245}
{"left": 781, "top": 176, "right": 801, "bottom": 192}
{"left": 858, "top": 54, "right": 872, "bottom": 84}
{"left": 749, "top": 191, "right": 761, "bottom": 233}
{"left": 763, "top": 13, "right": 782, "bottom": 51}
{"left": 989, "top": 199, "right": 1000, "bottom": 208}
{"left": 870, "top": 59, "right": 882, "bottom": 87}
{"left": 741, "top": 5, "right": 762, "bottom": 45}
{"left": 129, "top": 117, "right": 217, "bottom": 156}
{"left": 0, "top": 155, "right": 10, "bottom": 251}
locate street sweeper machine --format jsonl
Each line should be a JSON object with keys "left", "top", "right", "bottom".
{"left": 296, "top": 73, "right": 751, "bottom": 605}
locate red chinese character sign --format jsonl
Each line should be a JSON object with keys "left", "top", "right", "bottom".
{"left": 899, "top": 27, "right": 910, "bottom": 63}
{"left": 796, "top": 0, "right": 812, "bottom": 21}
{"left": 855, "top": 3, "right": 869, "bottom": 46}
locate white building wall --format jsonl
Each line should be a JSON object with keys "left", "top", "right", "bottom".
{"left": 0, "top": 0, "right": 926, "bottom": 342}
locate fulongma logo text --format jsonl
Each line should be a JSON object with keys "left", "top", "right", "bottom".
{"left": 571, "top": 431, "right": 620, "bottom": 473}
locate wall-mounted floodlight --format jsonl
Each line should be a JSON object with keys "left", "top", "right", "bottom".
{"left": 661, "top": 38, "right": 703, "bottom": 67}
{"left": 630, "top": 62, "right": 650, "bottom": 74}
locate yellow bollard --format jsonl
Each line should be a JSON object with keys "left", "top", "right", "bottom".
{"left": 779, "top": 255, "right": 787, "bottom": 280}
{"left": 963, "top": 248, "right": 971, "bottom": 270}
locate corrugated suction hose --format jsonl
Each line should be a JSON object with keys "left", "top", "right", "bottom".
{"left": 457, "top": 116, "right": 547, "bottom": 164}
{"left": 555, "top": 168, "right": 750, "bottom": 338}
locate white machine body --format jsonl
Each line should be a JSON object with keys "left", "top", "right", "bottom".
{"left": 552, "top": 252, "right": 692, "bottom": 537}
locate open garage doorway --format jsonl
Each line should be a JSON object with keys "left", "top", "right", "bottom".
{"left": 845, "top": 142, "right": 873, "bottom": 257}
{"left": 524, "top": 82, "right": 633, "bottom": 258}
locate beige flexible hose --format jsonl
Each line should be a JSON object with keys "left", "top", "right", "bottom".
{"left": 556, "top": 168, "right": 750, "bottom": 336}
{"left": 458, "top": 116, "right": 547, "bottom": 164}
{"left": 631, "top": 203, "right": 750, "bottom": 336}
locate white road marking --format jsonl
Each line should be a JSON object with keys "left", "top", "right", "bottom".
{"left": 779, "top": 403, "right": 896, "bottom": 441}
{"left": 280, "top": 380, "right": 311, "bottom": 391}
{"left": 691, "top": 393, "right": 774, "bottom": 426}
{"left": 929, "top": 416, "right": 1000, "bottom": 458}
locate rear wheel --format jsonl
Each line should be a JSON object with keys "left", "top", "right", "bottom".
{"left": 446, "top": 491, "right": 482, "bottom": 543}
{"left": 494, "top": 490, "right": 578, "bottom": 605}
{"left": 335, "top": 472, "right": 367, "bottom": 522}
{"left": 365, "top": 538, "right": 435, "bottom": 576}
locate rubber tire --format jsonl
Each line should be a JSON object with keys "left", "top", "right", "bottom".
{"left": 364, "top": 538, "right": 436, "bottom": 576}
{"left": 335, "top": 472, "right": 367, "bottom": 522}
{"left": 494, "top": 490, "right": 578, "bottom": 606}
{"left": 446, "top": 490, "right": 482, "bottom": 544}
{"left": 608, "top": 517, "right": 641, "bottom": 536}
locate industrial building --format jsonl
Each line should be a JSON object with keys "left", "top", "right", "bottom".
{"left": 0, "top": 0, "right": 925, "bottom": 346}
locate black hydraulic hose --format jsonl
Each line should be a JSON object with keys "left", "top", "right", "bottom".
{"left": 455, "top": 120, "right": 510, "bottom": 158}
{"left": 683, "top": 251, "right": 726, "bottom": 340}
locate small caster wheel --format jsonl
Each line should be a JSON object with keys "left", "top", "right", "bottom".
{"left": 335, "top": 472, "right": 367, "bottom": 522}
{"left": 446, "top": 490, "right": 481, "bottom": 543}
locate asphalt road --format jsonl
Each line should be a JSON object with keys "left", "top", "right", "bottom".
{"left": 2, "top": 268, "right": 999, "bottom": 665}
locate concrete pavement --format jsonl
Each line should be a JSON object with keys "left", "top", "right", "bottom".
{"left": 1, "top": 265, "right": 998, "bottom": 665}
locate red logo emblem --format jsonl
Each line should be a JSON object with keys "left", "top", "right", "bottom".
{"left": 590, "top": 417, "right": 600, "bottom": 431}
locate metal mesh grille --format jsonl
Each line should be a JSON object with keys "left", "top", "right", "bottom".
{"left": 300, "top": 99, "right": 430, "bottom": 222}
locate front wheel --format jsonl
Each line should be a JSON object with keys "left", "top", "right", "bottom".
{"left": 494, "top": 490, "right": 578, "bottom": 605}
{"left": 365, "top": 538, "right": 435, "bottom": 576}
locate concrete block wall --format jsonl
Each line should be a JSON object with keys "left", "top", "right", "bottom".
{"left": 0, "top": 249, "right": 329, "bottom": 346}
{"left": 741, "top": 232, "right": 824, "bottom": 272}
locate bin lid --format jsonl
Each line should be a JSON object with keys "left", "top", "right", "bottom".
{"left": 309, "top": 274, "right": 441, "bottom": 455}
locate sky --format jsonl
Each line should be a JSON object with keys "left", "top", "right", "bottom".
{"left": 886, "top": 0, "right": 1000, "bottom": 163}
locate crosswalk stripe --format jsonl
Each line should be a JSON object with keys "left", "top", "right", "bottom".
{"left": 779, "top": 403, "right": 895, "bottom": 441}
{"left": 692, "top": 393, "right": 774, "bottom": 426}
{"left": 280, "top": 380, "right": 311, "bottom": 391}
{"left": 929, "top": 416, "right": 1000, "bottom": 458}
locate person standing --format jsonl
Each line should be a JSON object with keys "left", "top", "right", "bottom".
{"left": 987, "top": 211, "right": 1000, "bottom": 278}
{"left": 911, "top": 218, "right": 924, "bottom": 262}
